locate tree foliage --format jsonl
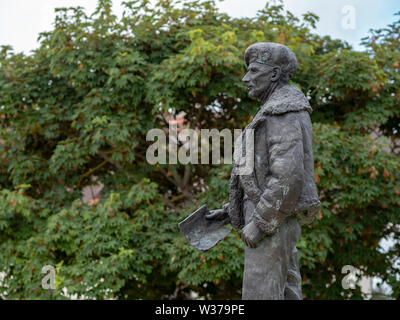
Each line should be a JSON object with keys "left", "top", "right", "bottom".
{"left": 0, "top": 0, "right": 399, "bottom": 299}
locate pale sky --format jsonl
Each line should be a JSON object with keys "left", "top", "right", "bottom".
{"left": 0, "top": 0, "right": 397, "bottom": 279}
{"left": 0, "top": 0, "right": 399, "bottom": 53}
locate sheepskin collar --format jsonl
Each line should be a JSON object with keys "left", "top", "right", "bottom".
{"left": 260, "top": 84, "right": 312, "bottom": 115}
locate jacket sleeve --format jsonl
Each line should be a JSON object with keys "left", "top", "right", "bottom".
{"left": 253, "top": 113, "right": 305, "bottom": 235}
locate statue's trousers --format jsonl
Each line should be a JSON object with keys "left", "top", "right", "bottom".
{"left": 242, "top": 198, "right": 303, "bottom": 300}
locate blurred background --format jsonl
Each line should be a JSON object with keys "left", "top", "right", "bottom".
{"left": 1, "top": 0, "right": 400, "bottom": 52}
{"left": 0, "top": 0, "right": 399, "bottom": 300}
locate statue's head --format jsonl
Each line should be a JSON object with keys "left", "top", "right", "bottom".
{"left": 242, "top": 42, "right": 298, "bottom": 102}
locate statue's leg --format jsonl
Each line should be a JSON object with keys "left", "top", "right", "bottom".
{"left": 241, "top": 199, "right": 302, "bottom": 300}
{"left": 284, "top": 218, "right": 302, "bottom": 300}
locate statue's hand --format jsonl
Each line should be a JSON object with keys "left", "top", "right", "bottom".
{"left": 205, "top": 209, "right": 229, "bottom": 221}
{"left": 241, "top": 221, "right": 265, "bottom": 248}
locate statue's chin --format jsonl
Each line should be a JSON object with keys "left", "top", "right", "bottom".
{"left": 248, "top": 89, "right": 256, "bottom": 98}
{"left": 248, "top": 90, "right": 260, "bottom": 101}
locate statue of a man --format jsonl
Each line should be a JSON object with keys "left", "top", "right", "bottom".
{"left": 206, "top": 42, "right": 321, "bottom": 300}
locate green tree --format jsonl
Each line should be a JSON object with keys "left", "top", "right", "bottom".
{"left": 0, "top": 0, "right": 399, "bottom": 299}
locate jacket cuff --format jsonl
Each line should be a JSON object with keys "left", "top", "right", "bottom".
{"left": 253, "top": 197, "right": 289, "bottom": 236}
{"left": 253, "top": 211, "right": 280, "bottom": 236}
{"left": 222, "top": 202, "right": 230, "bottom": 214}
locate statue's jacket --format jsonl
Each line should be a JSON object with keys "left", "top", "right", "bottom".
{"left": 226, "top": 84, "right": 321, "bottom": 235}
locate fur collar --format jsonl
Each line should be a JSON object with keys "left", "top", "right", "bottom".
{"left": 260, "top": 84, "right": 312, "bottom": 116}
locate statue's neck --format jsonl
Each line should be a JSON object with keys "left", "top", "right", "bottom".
{"left": 260, "top": 81, "right": 285, "bottom": 105}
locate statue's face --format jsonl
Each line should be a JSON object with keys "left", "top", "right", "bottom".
{"left": 242, "top": 62, "right": 279, "bottom": 101}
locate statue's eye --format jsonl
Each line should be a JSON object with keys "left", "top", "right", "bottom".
{"left": 250, "top": 68, "right": 258, "bottom": 73}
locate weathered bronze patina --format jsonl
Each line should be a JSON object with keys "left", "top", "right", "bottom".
{"left": 180, "top": 42, "right": 321, "bottom": 300}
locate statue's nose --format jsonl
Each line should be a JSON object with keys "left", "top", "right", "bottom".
{"left": 242, "top": 73, "right": 250, "bottom": 83}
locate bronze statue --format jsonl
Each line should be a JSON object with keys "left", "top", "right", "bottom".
{"left": 179, "top": 42, "right": 321, "bottom": 300}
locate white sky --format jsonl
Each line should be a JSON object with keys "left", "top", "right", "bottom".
{"left": 0, "top": 0, "right": 397, "bottom": 273}
{"left": 0, "top": 0, "right": 399, "bottom": 53}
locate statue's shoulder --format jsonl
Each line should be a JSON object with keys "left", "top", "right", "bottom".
{"left": 261, "top": 84, "right": 312, "bottom": 116}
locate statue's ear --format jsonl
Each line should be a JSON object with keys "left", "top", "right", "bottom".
{"left": 271, "top": 66, "right": 281, "bottom": 82}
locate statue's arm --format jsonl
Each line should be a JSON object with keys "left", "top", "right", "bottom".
{"left": 205, "top": 203, "right": 230, "bottom": 221}
{"left": 252, "top": 113, "right": 305, "bottom": 236}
